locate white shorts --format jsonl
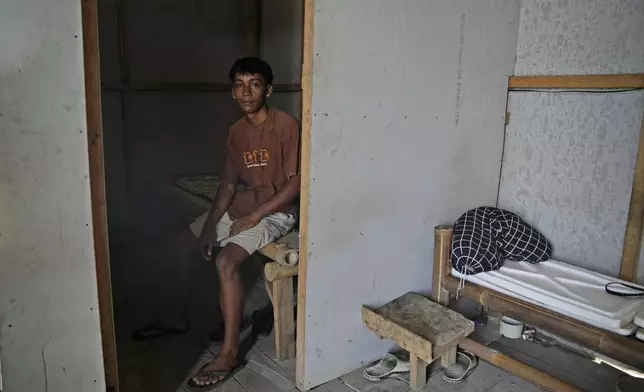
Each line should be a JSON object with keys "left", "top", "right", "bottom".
{"left": 189, "top": 211, "right": 297, "bottom": 256}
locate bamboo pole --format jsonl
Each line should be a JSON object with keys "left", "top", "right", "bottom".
{"left": 432, "top": 226, "right": 453, "bottom": 305}
{"left": 265, "top": 262, "right": 298, "bottom": 282}
{"left": 459, "top": 339, "right": 583, "bottom": 392}
{"left": 620, "top": 115, "right": 644, "bottom": 281}
{"left": 443, "top": 276, "right": 644, "bottom": 369}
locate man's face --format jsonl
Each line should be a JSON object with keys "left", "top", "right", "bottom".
{"left": 232, "top": 73, "right": 273, "bottom": 114}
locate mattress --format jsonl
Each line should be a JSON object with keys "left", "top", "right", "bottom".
{"left": 452, "top": 259, "right": 644, "bottom": 335}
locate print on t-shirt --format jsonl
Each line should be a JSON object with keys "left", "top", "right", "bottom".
{"left": 243, "top": 149, "right": 269, "bottom": 168}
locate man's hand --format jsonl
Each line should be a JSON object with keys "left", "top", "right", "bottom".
{"left": 198, "top": 222, "right": 218, "bottom": 260}
{"left": 230, "top": 213, "right": 262, "bottom": 237}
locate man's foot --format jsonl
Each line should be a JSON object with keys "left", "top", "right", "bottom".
{"left": 132, "top": 320, "right": 190, "bottom": 342}
{"left": 209, "top": 318, "right": 252, "bottom": 342}
{"left": 187, "top": 354, "right": 241, "bottom": 389}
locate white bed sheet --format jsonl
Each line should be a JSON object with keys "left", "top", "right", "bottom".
{"left": 452, "top": 259, "right": 644, "bottom": 335}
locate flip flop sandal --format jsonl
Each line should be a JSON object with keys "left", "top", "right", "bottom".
{"left": 363, "top": 353, "right": 411, "bottom": 381}
{"left": 442, "top": 351, "right": 478, "bottom": 384}
{"left": 186, "top": 361, "right": 246, "bottom": 391}
{"left": 132, "top": 322, "right": 190, "bottom": 342}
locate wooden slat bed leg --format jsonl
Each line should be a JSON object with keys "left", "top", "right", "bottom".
{"left": 440, "top": 344, "right": 457, "bottom": 368}
{"left": 432, "top": 225, "right": 454, "bottom": 305}
{"left": 272, "top": 276, "right": 296, "bottom": 360}
{"left": 410, "top": 353, "right": 428, "bottom": 391}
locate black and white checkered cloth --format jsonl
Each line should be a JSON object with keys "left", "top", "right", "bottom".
{"left": 451, "top": 207, "right": 552, "bottom": 275}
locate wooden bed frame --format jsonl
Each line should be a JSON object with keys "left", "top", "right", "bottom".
{"left": 432, "top": 226, "right": 644, "bottom": 388}
{"left": 427, "top": 73, "right": 644, "bottom": 390}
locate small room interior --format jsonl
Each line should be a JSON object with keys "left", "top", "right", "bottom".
{"left": 97, "top": 0, "right": 304, "bottom": 391}
{"left": 2, "top": 1, "right": 644, "bottom": 392}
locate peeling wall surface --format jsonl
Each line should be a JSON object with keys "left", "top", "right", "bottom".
{"left": 302, "top": 0, "right": 520, "bottom": 388}
{"left": 498, "top": 0, "right": 644, "bottom": 279}
{"left": 0, "top": 0, "right": 106, "bottom": 391}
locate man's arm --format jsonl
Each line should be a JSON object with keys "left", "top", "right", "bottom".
{"left": 199, "top": 148, "right": 237, "bottom": 259}
{"left": 252, "top": 175, "right": 300, "bottom": 218}
{"left": 229, "top": 175, "right": 299, "bottom": 237}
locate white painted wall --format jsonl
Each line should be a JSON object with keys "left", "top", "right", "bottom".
{"left": 498, "top": 0, "right": 644, "bottom": 279}
{"left": 301, "top": 0, "right": 520, "bottom": 388}
{"left": 0, "top": 0, "right": 106, "bottom": 391}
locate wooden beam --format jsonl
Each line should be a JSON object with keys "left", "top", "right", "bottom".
{"left": 459, "top": 339, "right": 583, "bottom": 392}
{"left": 81, "top": 0, "right": 119, "bottom": 390}
{"left": 296, "top": 0, "right": 314, "bottom": 389}
{"left": 620, "top": 115, "right": 644, "bottom": 281}
{"left": 102, "top": 82, "right": 302, "bottom": 93}
{"left": 508, "top": 74, "right": 644, "bottom": 89}
{"left": 272, "top": 277, "right": 296, "bottom": 360}
{"left": 244, "top": 0, "right": 260, "bottom": 56}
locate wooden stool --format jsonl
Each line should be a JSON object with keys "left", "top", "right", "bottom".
{"left": 362, "top": 292, "right": 475, "bottom": 390}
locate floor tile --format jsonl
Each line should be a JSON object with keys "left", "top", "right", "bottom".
{"left": 490, "top": 375, "right": 545, "bottom": 392}
{"left": 234, "top": 346, "right": 297, "bottom": 392}
{"left": 423, "top": 360, "right": 509, "bottom": 392}
{"left": 310, "top": 378, "right": 357, "bottom": 391}
{"left": 339, "top": 363, "right": 411, "bottom": 392}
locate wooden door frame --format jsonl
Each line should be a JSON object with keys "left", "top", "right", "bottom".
{"left": 295, "top": 0, "right": 314, "bottom": 390}
{"left": 82, "top": 0, "right": 315, "bottom": 390}
{"left": 81, "top": 0, "right": 119, "bottom": 391}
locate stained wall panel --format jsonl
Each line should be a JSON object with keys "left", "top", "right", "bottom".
{"left": 498, "top": 0, "right": 644, "bottom": 279}
{"left": 301, "top": 0, "right": 521, "bottom": 388}
{"left": 0, "top": 0, "right": 105, "bottom": 390}
{"left": 499, "top": 91, "right": 644, "bottom": 276}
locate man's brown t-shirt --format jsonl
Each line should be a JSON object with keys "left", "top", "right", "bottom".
{"left": 222, "top": 108, "right": 300, "bottom": 220}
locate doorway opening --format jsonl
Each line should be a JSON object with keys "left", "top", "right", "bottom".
{"left": 91, "top": 1, "right": 306, "bottom": 390}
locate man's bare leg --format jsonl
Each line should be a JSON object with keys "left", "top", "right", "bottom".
{"left": 192, "top": 242, "right": 249, "bottom": 386}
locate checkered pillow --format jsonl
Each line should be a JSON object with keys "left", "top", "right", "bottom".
{"left": 450, "top": 207, "right": 552, "bottom": 275}
{"left": 492, "top": 208, "right": 552, "bottom": 263}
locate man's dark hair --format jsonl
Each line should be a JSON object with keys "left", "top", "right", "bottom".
{"left": 229, "top": 57, "right": 274, "bottom": 85}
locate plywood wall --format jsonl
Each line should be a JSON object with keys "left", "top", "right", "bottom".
{"left": 0, "top": 0, "right": 105, "bottom": 390}
{"left": 300, "top": 0, "right": 521, "bottom": 388}
{"left": 498, "top": 0, "right": 644, "bottom": 279}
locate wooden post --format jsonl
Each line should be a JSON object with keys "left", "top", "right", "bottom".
{"left": 410, "top": 354, "right": 428, "bottom": 391}
{"left": 81, "top": 0, "right": 119, "bottom": 390}
{"left": 440, "top": 344, "right": 457, "bottom": 368}
{"left": 296, "top": 0, "right": 315, "bottom": 389}
{"left": 432, "top": 226, "right": 453, "bottom": 305}
{"left": 272, "top": 277, "right": 296, "bottom": 360}
{"left": 508, "top": 74, "right": 644, "bottom": 89}
{"left": 620, "top": 115, "right": 644, "bottom": 281}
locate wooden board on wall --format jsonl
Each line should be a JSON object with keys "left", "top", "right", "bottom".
{"left": 298, "top": 0, "right": 521, "bottom": 389}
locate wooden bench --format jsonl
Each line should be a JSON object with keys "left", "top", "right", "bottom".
{"left": 362, "top": 292, "right": 475, "bottom": 390}
{"left": 260, "top": 241, "right": 299, "bottom": 361}
{"left": 169, "top": 175, "right": 300, "bottom": 360}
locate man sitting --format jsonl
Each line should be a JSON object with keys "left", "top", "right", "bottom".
{"left": 134, "top": 57, "right": 300, "bottom": 389}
